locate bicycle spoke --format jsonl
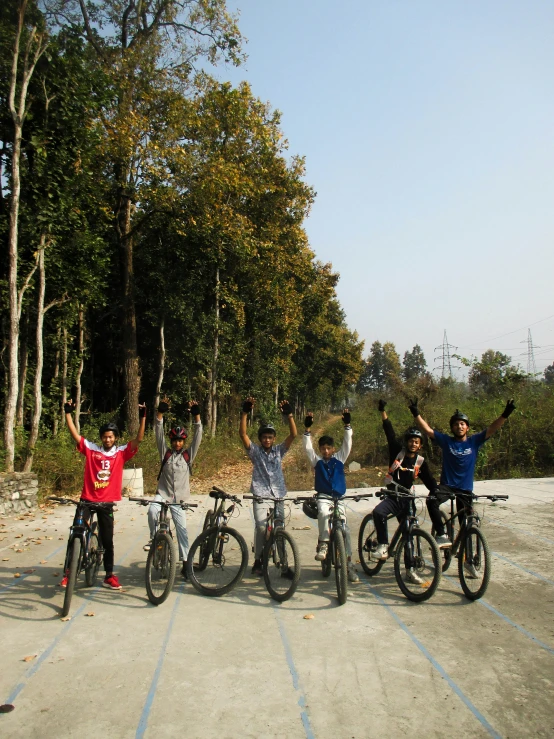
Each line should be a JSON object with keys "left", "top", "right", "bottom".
{"left": 394, "top": 529, "right": 441, "bottom": 602}
{"left": 458, "top": 526, "right": 491, "bottom": 600}
{"left": 263, "top": 529, "right": 300, "bottom": 602}
{"left": 188, "top": 526, "right": 248, "bottom": 596}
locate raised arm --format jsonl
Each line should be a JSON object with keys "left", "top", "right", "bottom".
{"left": 129, "top": 404, "right": 146, "bottom": 450}
{"left": 279, "top": 400, "right": 297, "bottom": 450}
{"left": 408, "top": 397, "right": 435, "bottom": 440}
{"left": 302, "top": 412, "right": 319, "bottom": 467}
{"left": 335, "top": 409, "right": 353, "bottom": 463}
{"left": 378, "top": 398, "right": 388, "bottom": 421}
{"left": 486, "top": 399, "right": 515, "bottom": 439}
{"left": 64, "top": 400, "right": 82, "bottom": 445}
{"left": 239, "top": 397, "right": 254, "bottom": 450}
{"left": 187, "top": 400, "right": 203, "bottom": 462}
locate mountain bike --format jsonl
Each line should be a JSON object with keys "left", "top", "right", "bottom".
{"left": 49, "top": 496, "right": 106, "bottom": 617}
{"left": 186, "top": 486, "right": 249, "bottom": 596}
{"left": 357, "top": 484, "right": 442, "bottom": 602}
{"left": 297, "top": 493, "right": 372, "bottom": 605}
{"left": 430, "top": 491, "right": 508, "bottom": 600}
{"left": 131, "top": 497, "right": 198, "bottom": 605}
{"left": 244, "top": 495, "right": 301, "bottom": 602}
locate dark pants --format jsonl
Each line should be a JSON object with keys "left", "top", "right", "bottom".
{"left": 426, "top": 484, "right": 473, "bottom": 536}
{"left": 67, "top": 503, "right": 115, "bottom": 575}
{"left": 373, "top": 496, "right": 410, "bottom": 544}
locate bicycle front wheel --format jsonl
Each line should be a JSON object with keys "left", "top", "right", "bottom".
{"left": 358, "top": 513, "right": 385, "bottom": 577}
{"left": 187, "top": 526, "right": 248, "bottom": 597}
{"left": 333, "top": 528, "right": 348, "bottom": 605}
{"left": 458, "top": 526, "right": 491, "bottom": 600}
{"left": 85, "top": 523, "right": 101, "bottom": 587}
{"left": 431, "top": 511, "right": 454, "bottom": 573}
{"left": 394, "top": 528, "right": 441, "bottom": 602}
{"left": 145, "top": 531, "right": 177, "bottom": 606}
{"left": 263, "top": 529, "right": 301, "bottom": 603}
{"left": 62, "top": 537, "right": 81, "bottom": 617}
{"left": 192, "top": 509, "right": 214, "bottom": 573}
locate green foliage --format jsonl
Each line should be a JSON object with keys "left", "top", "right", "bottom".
{"left": 357, "top": 341, "right": 401, "bottom": 393}
{"left": 402, "top": 344, "right": 428, "bottom": 382}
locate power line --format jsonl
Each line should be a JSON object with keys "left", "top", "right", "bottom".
{"left": 434, "top": 330, "right": 459, "bottom": 378}
{"left": 457, "top": 312, "right": 554, "bottom": 350}
{"left": 520, "top": 329, "right": 539, "bottom": 376}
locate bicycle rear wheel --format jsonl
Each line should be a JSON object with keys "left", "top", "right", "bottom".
{"left": 85, "top": 523, "right": 102, "bottom": 587}
{"left": 263, "top": 529, "right": 301, "bottom": 602}
{"left": 394, "top": 529, "right": 441, "bottom": 602}
{"left": 334, "top": 528, "right": 348, "bottom": 605}
{"left": 431, "top": 511, "right": 454, "bottom": 573}
{"left": 187, "top": 526, "right": 248, "bottom": 597}
{"left": 145, "top": 531, "right": 177, "bottom": 605}
{"left": 458, "top": 526, "right": 491, "bottom": 600}
{"left": 62, "top": 538, "right": 81, "bottom": 617}
{"left": 358, "top": 513, "right": 385, "bottom": 577}
{"left": 191, "top": 509, "right": 214, "bottom": 573}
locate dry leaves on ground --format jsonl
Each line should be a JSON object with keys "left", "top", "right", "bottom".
{"left": 303, "top": 614, "right": 315, "bottom": 620}
{"left": 22, "top": 655, "right": 37, "bottom": 662}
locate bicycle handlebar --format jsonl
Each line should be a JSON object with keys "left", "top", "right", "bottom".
{"left": 209, "top": 487, "right": 242, "bottom": 505}
{"left": 292, "top": 493, "right": 373, "bottom": 503}
{"left": 439, "top": 492, "right": 509, "bottom": 502}
{"left": 48, "top": 496, "right": 113, "bottom": 507}
{"left": 129, "top": 496, "right": 198, "bottom": 509}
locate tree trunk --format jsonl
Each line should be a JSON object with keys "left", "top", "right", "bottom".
{"left": 52, "top": 324, "right": 61, "bottom": 436}
{"left": 16, "top": 309, "right": 29, "bottom": 427}
{"left": 207, "top": 266, "right": 219, "bottom": 438}
{"left": 74, "top": 305, "right": 85, "bottom": 434}
{"left": 61, "top": 326, "right": 68, "bottom": 429}
{"left": 153, "top": 319, "right": 165, "bottom": 423}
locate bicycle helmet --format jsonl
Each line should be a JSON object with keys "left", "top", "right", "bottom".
{"left": 404, "top": 427, "right": 423, "bottom": 443}
{"left": 99, "top": 422, "right": 119, "bottom": 437}
{"left": 302, "top": 497, "right": 318, "bottom": 520}
{"left": 169, "top": 426, "right": 188, "bottom": 440}
{"left": 449, "top": 409, "right": 470, "bottom": 428}
{"left": 258, "top": 423, "right": 276, "bottom": 440}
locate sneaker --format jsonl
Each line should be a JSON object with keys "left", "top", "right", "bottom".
{"left": 102, "top": 574, "right": 123, "bottom": 590}
{"left": 59, "top": 576, "right": 68, "bottom": 588}
{"left": 372, "top": 543, "right": 389, "bottom": 561}
{"left": 464, "top": 562, "right": 479, "bottom": 579}
{"left": 251, "top": 559, "right": 263, "bottom": 576}
{"left": 143, "top": 540, "right": 152, "bottom": 552}
{"left": 347, "top": 562, "right": 360, "bottom": 583}
{"left": 281, "top": 567, "right": 295, "bottom": 580}
{"left": 315, "top": 543, "right": 328, "bottom": 561}
{"left": 404, "top": 568, "right": 424, "bottom": 585}
{"left": 434, "top": 534, "right": 452, "bottom": 548}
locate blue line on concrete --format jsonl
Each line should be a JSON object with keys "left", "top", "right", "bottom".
{"left": 362, "top": 579, "right": 501, "bottom": 739}
{"left": 0, "top": 544, "right": 65, "bottom": 595}
{"left": 486, "top": 518, "right": 554, "bottom": 546}
{"left": 135, "top": 585, "right": 184, "bottom": 739}
{"left": 492, "top": 552, "right": 554, "bottom": 587}
{"left": 4, "top": 533, "right": 143, "bottom": 705}
{"left": 273, "top": 606, "right": 315, "bottom": 739}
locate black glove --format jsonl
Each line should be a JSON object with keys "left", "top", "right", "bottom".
{"left": 342, "top": 411, "right": 351, "bottom": 425}
{"left": 378, "top": 399, "right": 387, "bottom": 412}
{"left": 157, "top": 401, "right": 169, "bottom": 414}
{"left": 502, "top": 399, "right": 516, "bottom": 418}
{"left": 64, "top": 402, "right": 73, "bottom": 415}
{"left": 280, "top": 401, "right": 293, "bottom": 415}
{"left": 138, "top": 405, "right": 147, "bottom": 418}
{"left": 190, "top": 403, "right": 201, "bottom": 417}
{"left": 304, "top": 415, "right": 313, "bottom": 428}
{"left": 408, "top": 397, "right": 420, "bottom": 418}
{"left": 242, "top": 399, "right": 254, "bottom": 413}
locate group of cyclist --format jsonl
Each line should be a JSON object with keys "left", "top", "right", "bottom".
{"left": 61, "top": 394, "right": 516, "bottom": 590}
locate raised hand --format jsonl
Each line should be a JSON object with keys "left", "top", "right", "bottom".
{"left": 408, "top": 397, "right": 420, "bottom": 418}
{"left": 64, "top": 399, "right": 75, "bottom": 415}
{"left": 304, "top": 412, "right": 314, "bottom": 428}
{"left": 138, "top": 403, "right": 147, "bottom": 418}
{"left": 378, "top": 399, "right": 387, "bottom": 412}
{"left": 157, "top": 397, "right": 170, "bottom": 414}
{"left": 342, "top": 408, "right": 351, "bottom": 425}
{"left": 279, "top": 400, "right": 293, "bottom": 416}
{"left": 189, "top": 400, "right": 201, "bottom": 417}
{"left": 242, "top": 397, "right": 255, "bottom": 414}
{"left": 502, "top": 398, "right": 516, "bottom": 418}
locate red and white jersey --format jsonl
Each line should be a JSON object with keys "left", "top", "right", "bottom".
{"left": 78, "top": 437, "right": 137, "bottom": 503}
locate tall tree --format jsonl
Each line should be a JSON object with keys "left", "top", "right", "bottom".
{"left": 357, "top": 340, "right": 401, "bottom": 393}
{"left": 402, "top": 344, "right": 428, "bottom": 382}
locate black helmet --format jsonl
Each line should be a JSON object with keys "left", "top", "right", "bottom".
{"left": 169, "top": 426, "right": 188, "bottom": 440}
{"left": 99, "top": 422, "right": 119, "bottom": 437}
{"left": 302, "top": 497, "right": 318, "bottom": 520}
{"left": 450, "top": 409, "right": 470, "bottom": 428}
{"left": 258, "top": 423, "right": 277, "bottom": 440}
{"left": 404, "top": 427, "right": 423, "bottom": 443}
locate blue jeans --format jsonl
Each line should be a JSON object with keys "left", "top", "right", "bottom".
{"left": 148, "top": 494, "right": 189, "bottom": 561}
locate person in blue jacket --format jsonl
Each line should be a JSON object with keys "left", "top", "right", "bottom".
{"left": 303, "top": 409, "right": 359, "bottom": 583}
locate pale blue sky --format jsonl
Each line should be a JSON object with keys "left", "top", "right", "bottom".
{"left": 217, "top": 1, "right": 554, "bottom": 375}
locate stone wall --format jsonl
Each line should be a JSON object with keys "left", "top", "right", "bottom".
{"left": 0, "top": 472, "right": 39, "bottom": 515}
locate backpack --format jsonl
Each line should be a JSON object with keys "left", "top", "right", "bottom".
{"left": 157, "top": 448, "right": 192, "bottom": 481}
{"left": 384, "top": 450, "right": 424, "bottom": 490}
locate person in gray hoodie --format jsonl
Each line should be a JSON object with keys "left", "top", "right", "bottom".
{"left": 144, "top": 399, "right": 203, "bottom": 578}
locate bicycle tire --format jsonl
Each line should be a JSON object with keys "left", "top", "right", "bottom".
{"left": 357, "top": 513, "right": 385, "bottom": 577}
{"left": 62, "top": 537, "right": 81, "bottom": 617}
{"left": 145, "top": 531, "right": 177, "bottom": 606}
{"left": 321, "top": 546, "right": 332, "bottom": 578}
{"left": 263, "top": 529, "right": 301, "bottom": 603}
{"left": 192, "top": 509, "right": 214, "bottom": 573}
{"left": 458, "top": 526, "right": 491, "bottom": 601}
{"left": 85, "top": 523, "right": 101, "bottom": 587}
{"left": 333, "top": 528, "right": 348, "bottom": 605}
{"left": 393, "top": 528, "right": 441, "bottom": 603}
{"left": 431, "top": 511, "right": 454, "bottom": 573}
{"left": 187, "top": 525, "right": 248, "bottom": 597}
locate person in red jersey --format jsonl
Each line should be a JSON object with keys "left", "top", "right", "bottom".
{"left": 60, "top": 400, "right": 146, "bottom": 590}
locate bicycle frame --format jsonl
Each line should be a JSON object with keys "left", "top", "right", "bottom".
{"left": 59, "top": 500, "right": 105, "bottom": 576}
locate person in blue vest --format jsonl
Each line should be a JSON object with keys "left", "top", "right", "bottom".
{"left": 144, "top": 399, "right": 203, "bottom": 579}
{"left": 303, "top": 409, "right": 359, "bottom": 583}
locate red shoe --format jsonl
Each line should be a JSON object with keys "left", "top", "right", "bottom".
{"left": 59, "top": 576, "right": 68, "bottom": 588}
{"left": 102, "top": 574, "right": 122, "bottom": 590}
